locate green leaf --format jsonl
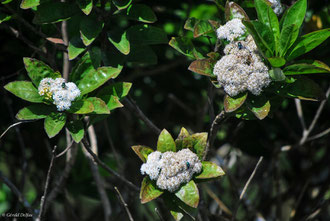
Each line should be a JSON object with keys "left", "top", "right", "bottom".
{"left": 86, "top": 97, "right": 110, "bottom": 114}
{"left": 44, "top": 112, "right": 66, "bottom": 138}
{"left": 175, "top": 127, "right": 191, "bottom": 150}
{"left": 78, "top": 66, "right": 122, "bottom": 95}
{"left": 104, "top": 96, "right": 123, "bottom": 111}
{"left": 224, "top": 93, "right": 248, "bottom": 112}
{"left": 127, "top": 4, "right": 157, "bottom": 23}
{"left": 77, "top": 0, "right": 93, "bottom": 15}
{"left": 279, "top": 24, "right": 298, "bottom": 57}
{"left": 175, "top": 180, "right": 199, "bottom": 208}
{"left": 89, "top": 47, "right": 102, "bottom": 69}
{"left": 286, "top": 28, "right": 330, "bottom": 61}
{"left": 191, "top": 133, "right": 207, "bottom": 160}
{"left": 80, "top": 15, "right": 104, "bottom": 46}
{"left": 4, "top": 81, "right": 43, "bottom": 103}
{"left": 33, "top": 2, "right": 79, "bottom": 24}
{"left": 23, "top": 57, "right": 60, "bottom": 87}
{"left": 169, "top": 37, "right": 204, "bottom": 59}
{"left": 0, "top": 12, "right": 11, "bottom": 24}
{"left": 16, "top": 104, "right": 54, "bottom": 120}
{"left": 188, "top": 59, "right": 216, "bottom": 77}
{"left": 247, "top": 95, "right": 271, "bottom": 120}
{"left": 20, "top": 0, "right": 40, "bottom": 9}
{"left": 195, "top": 161, "right": 225, "bottom": 179}
{"left": 68, "top": 99, "right": 95, "bottom": 114}
{"left": 127, "top": 45, "right": 157, "bottom": 65}
{"left": 97, "top": 82, "right": 132, "bottom": 110}
{"left": 279, "top": 77, "right": 325, "bottom": 101}
{"left": 157, "top": 129, "right": 176, "bottom": 153}
{"left": 184, "top": 17, "right": 198, "bottom": 32}
{"left": 193, "top": 20, "right": 213, "bottom": 38}
{"left": 67, "top": 120, "right": 84, "bottom": 143}
{"left": 250, "top": 20, "right": 275, "bottom": 54}
{"left": 107, "top": 31, "right": 130, "bottom": 55}
{"left": 112, "top": 0, "right": 132, "bottom": 10}
{"left": 267, "top": 57, "right": 286, "bottom": 68}
{"left": 140, "top": 177, "right": 163, "bottom": 204}
{"left": 127, "top": 24, "right": 168, "bottom": 45}
{"left": 269, "top": 67, "right": 286, "bottom": 81}
{"left": 131, "top": 145, "right": 154, "bottom": 162}
{"left": 68, "top": 36, "right": 86, "bottom": 60}
{"left": 283, "top": 60, "right": 330, "bottom": 75}
{"left": 255, "top": 0, "right": 280, "bottom": 42}
{"left": 225, "top": 1, "right": 249, "bottom": 21}
{"left": 164, "top": 194, "right": 197, "bottom": 221}
{"left": 70, "top": 52, "right": 93, "bottom": 82}
{"left": 280, "top": 0, "right": 306, "bottom": 32}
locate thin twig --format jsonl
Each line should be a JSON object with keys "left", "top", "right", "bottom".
{"left": 204, "top": 110, "right": 226, "bottom": 161}
{"left": 154, "top": 208, "right": 165, "bottom": 221}
{"left": 37, "top": 146, "right": 58, "bottom": 220}
{"left": 0, "top": 121, "right": 36, "bottom": 140}
{"left": 295, "top": 99, "right": 307, "bottom": 133}
{"left": 306, "top": 127, "right": 330, "bottom": 142}
{"left": 114, "top": 186, "right": 134, "bottom": 221}
{"left": 232, "top": 156, "right": 264, "bottom": 221}
{"left": 81, "top": 137, "right": 139, "bottom": 191}
{"left": 55, "top": 139, "right": 74, "bottom": 158}
{"left": 123, "top": 96, "right": 161, "bottom": 135}
{"left": 0, "top": 171, "right": 34, "bottom": 215}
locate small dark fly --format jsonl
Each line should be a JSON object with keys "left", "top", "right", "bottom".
{"left": 61, "top": 83, "right": 66, "bottom": 89}
{"left": 186, "top": 162, "right": 190, "bottom": 169}
{"left": 238, "top": 42, "right": 243, "bottom": 50}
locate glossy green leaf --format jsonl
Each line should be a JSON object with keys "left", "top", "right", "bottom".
{"left": 169, "top": 37, "right": 204, "bottom": 59}
{"left": 279, "top": 24, "right": 298, "bottom": 57}
{"left": 157, "top": 129, "right": 176, "bottom": 153}
{"left": 4, "top": 81, "right": 43, "bottom": 103}
{"left": 250, "top": 20, "right": 275, "bottom": 54}
{"left": 127, "top": 24, "right": 168, "bottom": 45}
{"left": 127, "top": 4, "right": 157, "bottom": 23}
{"left": 16, "top": 104, "right": 54, "bottom": 120}
{"left": 195, "top": 161, "right": 225, "bottom": 179}
{"left": 280, "top": 77, "right": 325, "bottom": 101}
{"left": 286, "top": 28, "right": 330, "bottom": 61}
{"left": 80, "top": 15, "right": 104, "bottom": 46}
{"left": 78, "top": 66, "right": 122, "bottom": 95}
{"left": 86, "top": 97, "right": 110, "bottom": 114}
{"left": 284, "top": 60, "right": 330, "bottom": 75}
{"left": 70, "top": 52, "right": 93, "bottom": 82}
{"left": 193, "top": 20, "right": 213, "bottom": 38}
{"left": 164, "top": 195, "right": 197, "bottom": 221}
{"left": 280, "top": 0, "right": 306, "bottom": 32}
{"left": 140, "top": 177, "right": 163, "bottom": 204}
{"left": 67, "top": 120, "right": 84, "bottom": 143}
{"left": 127, "top": 45, "right": 157, "bottom": 65}
{"left": 225, "top": 1, "right": 249, "bottom": 21}
{"left": 255, "top": 0, "right": 280, "bottom": 41}
{"left": 107, "top": 31, "right": 130, "bottom": 55}
{"left": 20, "top": 0, "right": 39, "bottom": 9}
{"left": 224, "top": 93, "right": 248, "bottom": 113}
{"left": 247, "top": 95, "right": 271, "bottom": 120}
{"left": 175, "top": 127, "right": 191, "bottom": 150}
{"left": 77, "top": 0, "right": 93, "bottom": 15}
{"left": 68, "top": 36, "right": 86, "bottom": 60}
{"left": 68, "top": 99, "right": 95, "bottom": 114}
{"left": 188, "top": 58, "right": 216, "bottom": 77}
{"left": 132, "top": 145, "right": 154, "bottom": 162}
{"left": 208, "top": 19, "right": 221, "bottom": 29}
{"left": 268, "top": 57, "right": 286, "bottom": 68}
{"left": 184, "top": 17, "right": 198, "bottom": 32}
{"left": 0, "top": 12, "right": 11, "bottom": 24}
{"left": 105, "top": 96, "right": 123, "bottom": 110}
{"left": 191, "top": 133, "right": 207, "bottom": 160}
{"left": 23, "top": 57, "right": 60, "bottom": 87}
{"left": 89, "top": 46, "right": 102, "bottom": 69}
{"left": 269, "top": 67, "right": 286, "bottom": 81}
{"left": 175, "top": 180, "right": 199, "bottom": 208}
{"left": 33, "top": 2, "right": 79, "bottom": 24}
{"left": 44, "top": 112, "right": 66, "bottom": 138}
{"left": 97, "top": 82, "right": 132, "bottom": 100}
{"left": 112, "top": 0, "right": 132, "bottom": 10}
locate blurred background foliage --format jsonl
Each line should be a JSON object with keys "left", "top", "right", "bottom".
{"left": 0, "top": 0, "right": 330, "bottom": 220}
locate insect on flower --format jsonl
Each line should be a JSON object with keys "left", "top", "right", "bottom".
{"left": 238, "top": 42, "right": 243, "bottom": 50}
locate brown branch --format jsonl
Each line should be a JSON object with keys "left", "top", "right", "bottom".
{"left": 114, "top": 186, "right": 134, "bottom": 221}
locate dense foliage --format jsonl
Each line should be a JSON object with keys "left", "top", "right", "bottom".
{"left": 0, "top": 0, "right": 330, "bottom": 220}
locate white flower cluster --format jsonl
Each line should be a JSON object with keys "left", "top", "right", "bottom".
{"left": 214, "top": 35, "right": 271, "bottom": 97}
{"left": 268, "top": 0, "right": 284, "bottom": 16}
{"left": 38, "top": 78, "right": 81, "bottom": 111}
{"left": 216, "top": 18, "right": 246, "bottom": 42}
{"left": 140, "top": 149, "right": 202, "bottom": 192}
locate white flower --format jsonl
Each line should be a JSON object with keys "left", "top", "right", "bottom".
{"left": 38, "top": 77, "right": 81, "bottom": 111}
{"left": 216, "top": 18, "right": 246, "bottom": 42}
{"left": 268, "top": 0, "right": 284, "bottom": 15}
{"left": 140, "top": 149, "right": 202, "bottom": 192}
{"left": 213, "top": 35, "right": 270, "bottom": 97}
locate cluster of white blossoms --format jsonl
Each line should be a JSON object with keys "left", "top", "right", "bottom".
{"left": 140, "top": 149, "right": 202, "bottom": 192}
{"left": 38, "top": 78, "right": 81, "bottom": 111}
{"left": 216, "top": 18, "right": 246, "bottom": 42}
{"left": 268, "top": 0, "right": 284, "bottom": 16}
{"left": 214, "top": 20, "right": 271, "bottom": 96}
